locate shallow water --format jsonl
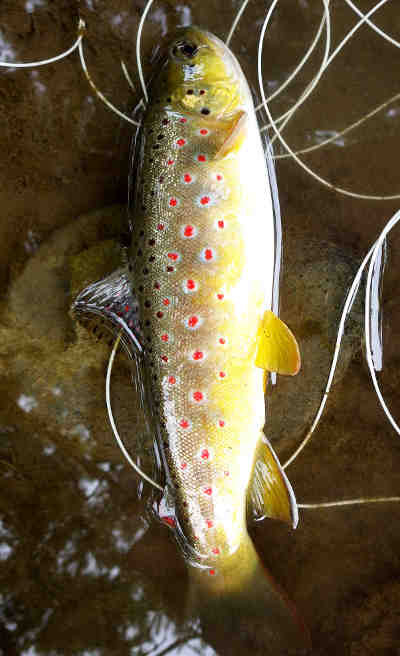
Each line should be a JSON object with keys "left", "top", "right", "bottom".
{"left": 1, "top": 1, "right": 400, "bottom": 654}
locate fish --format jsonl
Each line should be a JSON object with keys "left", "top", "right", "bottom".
{"left": 72, "top": 27, "right": 308, "bottom": 652}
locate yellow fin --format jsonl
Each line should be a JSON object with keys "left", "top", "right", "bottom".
{"left": 248, "top": 434, "right": 298, "bottom": 528}
{"left": 255, "top": 310, "right": 300, "bottom": 376}
{"left": 214, "top": 110, "right": 248, "bottom": 159}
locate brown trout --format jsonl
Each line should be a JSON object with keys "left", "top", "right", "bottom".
{"left": 73, "top": 27, "right": 307, "bottom": 651}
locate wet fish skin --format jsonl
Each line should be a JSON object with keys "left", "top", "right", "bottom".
{"left": 72, "top": 26, "right": 306, "bottom": 651}
{"left": 129, "top": 28, "right": 293, "bottom": 566}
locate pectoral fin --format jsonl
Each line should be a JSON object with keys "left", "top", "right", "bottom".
{"left": 248, "top": 434, "right": 298, "bottom": 529}
{"left": 214, "top": 110, "right": 248, "bottom": 159}
{"left": 255, "top": 310, "right": 300, "bottom": 375}
{"left": 71, "top": 266, "right": 143, "bottom": 356}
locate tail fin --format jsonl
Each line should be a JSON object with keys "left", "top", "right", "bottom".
{"left": 187, "top": 532, "right": 310, "bottom": 655}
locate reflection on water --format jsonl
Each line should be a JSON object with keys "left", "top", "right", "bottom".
{"left": 1, "top": 1, "right": 400, "bottom": 654}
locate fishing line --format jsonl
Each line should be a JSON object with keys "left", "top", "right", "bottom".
{"left": 136, "top": 0, "right": 156, "bottom": 103}
{"left": 260, "top": 0, "right": 390, "bottom": 135}
{"left": 78, "top": 21, "right": 141, "bottom": 128}
{"left": 121, "top": 60, "right": 136, "bottom": 93}
{"left": 299, "top": 496, "right": 400, "bottom": 509}
{"left": 0, "top": 19, "right": 84, "bottom": 68}
{"left": 257, "top": 1, "right": 400, "bottom": 200}
{"left": 284, "top": 208, "right": 400, "bottom": 473}
{"left": 254, "top": 5, "right": 327, "bottom": 111}
{"left": 225, "top": 0, "right": 252, "bottom": 47}
{"left": 106, "top": 331, "right": 163, "bottom": 492}
{"left": 267, "top": 0, "right": 331, "bottom": 147}
{"left": 344, "top": 0, "right": 400, "bottom": 50}
{"left": 274, "top": 90, "right": 400, "bottom": 160}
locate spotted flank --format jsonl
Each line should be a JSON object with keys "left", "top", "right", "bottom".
{"left": 72, "top": 26, "right": 306, "bottom": 650}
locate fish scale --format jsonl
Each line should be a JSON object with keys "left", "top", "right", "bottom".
{"left": 129, "top": 78, "right": 270, "bottom": 561}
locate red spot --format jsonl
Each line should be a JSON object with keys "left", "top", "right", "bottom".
{"left": 161, "top": 355, "right": 168, "bottom": 363}
{"left": 201, "top": 448, "right": 209, "bottom": 459}
{"left": 161, "top": 516, "right": 176, "bottom": 528}
{"left": 161, "top": 334, "right": 169, "bottom": 342}
{"left": 206, "top": 520, "right": 213, "bottom": 528}
{"left": 179, "top": 419, "right": 190, "bottom": 429}
{"left": 219, "top": 337, "right": 226, "bottom": 345}
{"left": 162, "top": 298, "right": 170, "bottom": 306}
{"left": 180, "top": 117, "right": 187, "bottom": 123}
{"left": 193, "top": 350, "right": 204, "bottom": 361}
{"left": 217, "top": 220, "right": 225, "bottom": 229}
{"left": 216, "top": 174, "right": 223, "bottom": 181}
{"left": 200, "top": 196, "right": 210, "bottom": 206}
{"left": 167, "top": 159, "right": 174, "bottom": 166}
{"left": 167, "top": 266, "right": 174, "bottom": 272}
{"left": 193, "top": 391, "right": 204, "bottom": 402}
{"left": 157, "top": 223, "right": 165, "bottom": 231}
{"left": 181, "top": 462, "right": 187, "bottom": 470}
{"left": 162, "top": 118, "right": 169, "bottom": 125}
{"left": 159, "top": 176, "right": 164, "bottom": 183}
{"left": 169, "top": 198, "right": 178, "bottom": 207}
{"left": 154, "top": 282, "right": 160, "bottom": 289}
{"left": 157, "top": 311, "right": 164, "bottom": 318}
{"left": 204, "top": 248, "right": 213, "bottom": 260}
{"left": 167, "top": 252, "right": 179, "bottom": 261}
{"left": 188, "top": 315, "right": 198, "bottom": 327}
{"left": 124, "top": 305, "right": 130, "bottom": 312}
{"left": 204, "top": 487, "right": 212, "bottom": 496}
{"left": 184, "top": 173, "right": 192, "bottom": 183}
{"left": 217, "top": 293, "right": 224, "bottom": 300}
{"left": 200, "top": 89, "right": 206, "bottom": 95}
{"left": 212, "top": 547, "right": 220, "bottom": 555}
{"left": 168, "top": 376, "right": 176, "bottom": 384}
{"left": 177, "top": 138, "right": 186, "bottom": 147}
{"left": 200, "top": 128, "right": 208, "bottom": 135}
{"left": 219, "top": 371, "right": 226, "bottom": 378}
{"left": 184, "top": 225, "right": 195, "bottom": 237}
{"left": 186, "top": 279, "right": 196, "bottom": 291}
{"left": 197, "top": 154, "right": 206, "bottom": 162}
{"left": 218, "top": 420, "right": 225, "bottom": 428}
{"left": 224, "top": 470, "right": 230, "bottom": 476}
{"left": 209, "top": 569, "right": 216, "bottom": 576}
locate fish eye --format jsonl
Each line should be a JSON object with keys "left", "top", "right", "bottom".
{"left": 172, "top": 41, "right": 198, "bottom": 60}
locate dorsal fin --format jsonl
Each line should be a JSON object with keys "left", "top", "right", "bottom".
{"left": 71, "top": 266, "right": 143, "bottom": 356}
{"left": 248, "top": 434, "right": 298, "bottom": 529}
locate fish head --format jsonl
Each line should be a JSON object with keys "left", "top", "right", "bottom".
{"left": 152, "top": 27, "right": 250, "bottom": 119}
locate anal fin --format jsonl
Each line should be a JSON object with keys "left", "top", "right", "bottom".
{"left": 248, "top": 434, "right": 298, "bottom": 529}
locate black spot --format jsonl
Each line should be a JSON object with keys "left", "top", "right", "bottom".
{"left": 187, "top": 89, "right": 194, "bottom": 95}
{"left": 149, "top": 239, "right": 155, "bottom": 246}
{"left": 144, "top": 300, "right": 151, "bottom": 308}
{"left": 157, "top": 134, "right": 164, "bottom": 140}
{"left": 145, "top": 319, "right": 150, "bottom": 326}
{"left": 128, "top": 263, "right": 133, "bottom": 272}
{"left": 139, "top": 230, "right": 144, "bottom": 237}
{"left": 137, "top": 249, "right": 143, "bottom": 256}
{"left": 201, "top": 107, "right": 210, "bottom": 115}
{"left": 166, "top": 97, "right": 172, "bottom": 103}
{"left": 143, "top": 268, "right": 149, "bottom": 275}
{"left": 149, "top": 255, "right": 155, "bottom": 262}
{"left": 139, "top": 285, "right": 144, "bottom": 293}
{"left": 147, "top": 336, "right": 152, "bottom": 342}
